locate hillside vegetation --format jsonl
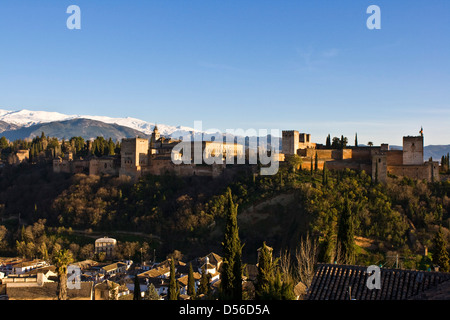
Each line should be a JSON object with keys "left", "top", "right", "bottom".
{"left": 1, "top": 161, "right": 450, "bottom": 268}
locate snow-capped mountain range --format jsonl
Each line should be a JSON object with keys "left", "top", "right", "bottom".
{"left": 0, "top": 108, "right": 281, "bottom": 151}
{"left": 1, "top": 109, "right": 448, "bottom": 159}
{"left": 0, "top": 108, "right": 196, "bottom": 138}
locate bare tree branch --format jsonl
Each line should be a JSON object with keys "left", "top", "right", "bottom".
{"left": 295, "top": 233, "right": 319, "bottom": 288}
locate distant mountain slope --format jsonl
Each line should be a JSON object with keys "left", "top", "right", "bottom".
{"left": 382, "top": 145, "right": 449, "bottom": 163}
{"left": 0, "top": 118, "right": 150, "bottom": 141}
{"left": 0, "top": 120, "right": 18, "bottom": 133}
{"left": 0, "top": 109, "right": 448, "bottom": 156}
{"left": 425, "top": 145, "right": 450, "bottom": 162}
{"left": 0, "top": 108, "right": 273, "bottom": 145}
{"left": 0, "top": 108, "right": 194, "bottom": 137}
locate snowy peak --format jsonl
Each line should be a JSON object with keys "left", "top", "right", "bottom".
{"left": 0, "top": 108, "right": 197, "bottom": 137}
{"left": 0, "top": 109, "right": 78, "bottom": 127}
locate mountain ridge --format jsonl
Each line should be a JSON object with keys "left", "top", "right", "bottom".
{"left": 0, "top": 108, "right": 449, "bottom": 161}
{"left": 0, "top": 108, "right": 194, "bottom": 137}
{"left": 0, "top": 118, "right": 151, "bottom": 142}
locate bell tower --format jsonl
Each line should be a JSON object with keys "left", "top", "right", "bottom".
{"left": 151, "top": 125, "right": 160, "bottom": 144}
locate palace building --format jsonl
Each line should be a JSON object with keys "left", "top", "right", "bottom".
{"left": 53, "top": 125, "right": 439, "bottom": 183}
{"left": 280, "top": 129, "right": 439, "bottom": 183}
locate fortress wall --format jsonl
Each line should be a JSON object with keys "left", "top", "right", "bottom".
{"left": 303, "top": 149, "right": 332, "bottom": 159}
{"left": 302, "top": 149, "right": 352, "bottom": 160}
{"left": 146, "top": 158, "right": 223, "bottom": 178}
{"left": 89, "top": 159, "right": 118, "bottom": 176}
{"left": 372, "top": 155, "right": 387, "bottom": 183}
{"left": 53, "top": 159, "right": 70, "bottom": 173}
{"left": 73, "top": 160, "right": 90, "bottom": 174}
{"left": 351, "top": 149, "right": 372, "bottom": 161}
{"left": 299, "top": 158, "right": 371, "bottom": 172}
{"left": 300, "top": 158, "right": 326, "bottom": 171}
{"left": 388, "top": 165, "right": 431, "bottom": 181}
{"left": 298, "top": 149, "right": 307, "bottom": 157}
{"left": 387, "top": 150, "right": 403, "bottom": 166}
{"left": 326, "top": 160, "right": 365, "bottom": 171}
{"left": 53, "top": 159, "right": 89, "bottom": 174}
{"left": 342, "top": 149, "right": 352, "bottom": 160}
{"left": 146, "top": 158, "right": 174, "bottom": 175}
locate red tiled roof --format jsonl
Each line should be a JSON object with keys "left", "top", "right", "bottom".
{"left": 306, "top": 263, "right": 450, "bottom": 300}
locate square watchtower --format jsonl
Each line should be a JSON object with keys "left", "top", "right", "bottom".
{"left": 403, "top": 136, "right": 423, "bottom": 165}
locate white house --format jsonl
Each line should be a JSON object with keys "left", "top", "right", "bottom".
{"left": 11, "top": 260, "right": 48, "bottom": 275}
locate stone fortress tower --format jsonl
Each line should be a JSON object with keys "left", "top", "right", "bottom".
{"left": 280, "top": 128, "right": 439, "bottom": 183}
{"left": 281, "top": 130, "right": 299, "bottom": 155}
{"left": 282, "top": 130, "right": 316, "bottom": 155}
{"left": 119, "top": 137, "right": 149, "bottom": 179}
{"left": 151, "top": 125, "right": 160, "bottom": 145}
{"left": 402, "top": 135, "right": 424, "bottom": 165}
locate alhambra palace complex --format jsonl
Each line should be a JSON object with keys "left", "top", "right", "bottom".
{"left": 52, "top": 126, "right": 440, "bottom": 183}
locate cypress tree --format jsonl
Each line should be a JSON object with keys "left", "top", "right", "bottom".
{"left": 446, "top": 153, "right": 450, "bottom": 173}
{"left": 326, "top": 134, "right": 331, "bottom": 148}
{"left": 133, "top": 275, "right": 142, "bottom": 300}
{"left": 255, "top": 242, "right": 295, "bottom": 300}
{"left": 432, "top": 227, "right": 450, "bottom": 272}
{"left": 108, "top": 138, "right": 115, "bottom": 156}
{"left": 168, "top": 258, "right": 179, "bottom": 300}
{"left": 322, "top": 227, "right": 336, "bottom": 263}
{"left": 310, "top": 156, "right": 313, "bottom": 175}
{"left": 314, "top": 151, "right": 318, "bottom": 172}
{"left": 20, "top": 225, "right": 26, "bottom": 242}
{"left": 0, "top": 136, "right": 8, "bottom": 150}
{"left": 337, "top": 195, "right": 356, "bottom": 264}
{"left": 355, "top": 133, "right": 358, "bottom": 147}
{"left": 322, "top": 163, "right": 328, "bottom": 186}
{"left": 220, "top": 188, "right": 243, "bottom": 300}
{"left": 255, "top": 242, "right": 275, "bottom": 300}
{"left": 280, "top": 274, "right": 296, "bottom": 300}
{"left": 198, "top": 264, "right": 210, "bottom": 297}
{"left": 187, "top": 262, "right": 196, "bottom": 298}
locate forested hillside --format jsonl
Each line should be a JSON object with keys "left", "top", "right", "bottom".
{"left": 1, "top": 160, "right": 450, "bottom": 269}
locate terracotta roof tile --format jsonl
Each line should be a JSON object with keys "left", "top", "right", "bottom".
{"left": 306, "top": 264, "right": 450, "bottom": 300}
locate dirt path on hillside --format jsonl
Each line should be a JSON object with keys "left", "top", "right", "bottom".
{"left": 239, "top": 191, "right": 296, "bottom": 224}
{"left": 70, "top": 229, "right": 161, "bottom": 241}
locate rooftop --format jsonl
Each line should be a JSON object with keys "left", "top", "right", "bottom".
{"left": 306, "top": 263, "right": 450, "bottom": 300}
{"left": 95, "top": 237, "right": 117, "bottom": 243}
{"left": 6, "top": 282, "right": 93, "bottom": 300}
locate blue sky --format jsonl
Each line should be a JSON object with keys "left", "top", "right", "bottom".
{"left": 0, "top": 0, "right": 449, "bottom": 146}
